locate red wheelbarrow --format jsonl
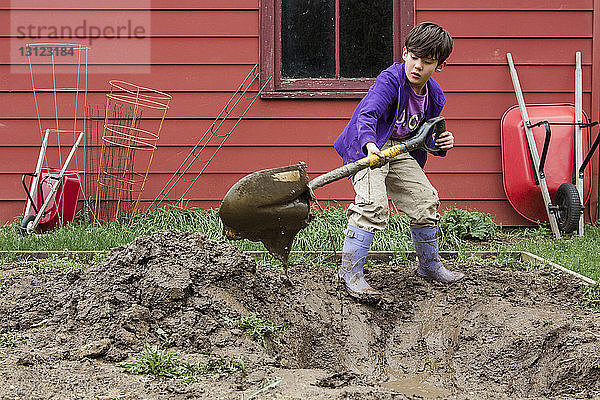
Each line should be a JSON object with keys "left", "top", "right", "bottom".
{"left": 20, "top": 128, "right": 83, "bottom": 234}
{"left": 504, "top": 53, "right": 600, "bottom": 238}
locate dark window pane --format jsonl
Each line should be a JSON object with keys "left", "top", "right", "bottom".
{"left": 339, "top": 0, "right": 393, "bottom": 78}
{"left": 282, "top": 0, "right": 335, "bottom": 78}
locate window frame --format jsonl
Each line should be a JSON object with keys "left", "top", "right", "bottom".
{"left": 260, "top": 0, "right": 414, "bottom": 99}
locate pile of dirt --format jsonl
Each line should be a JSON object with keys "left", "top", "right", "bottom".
{"left": 1, "top": 230, "right": 600, "bottom": 399}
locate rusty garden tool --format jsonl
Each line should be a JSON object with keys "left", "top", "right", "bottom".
{"left": 219, "top": 116, "right": 447, "bottom": 265}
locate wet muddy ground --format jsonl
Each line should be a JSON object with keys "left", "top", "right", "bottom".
{"left": 0, "top": 230, "right": 599, "bottom": 399}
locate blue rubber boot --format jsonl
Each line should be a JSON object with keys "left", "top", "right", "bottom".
{"left": 338, "top": 225, "right": 381, "bottom": 300}
{"left": 411, "top": 225, "right": 464, "bottom": 283}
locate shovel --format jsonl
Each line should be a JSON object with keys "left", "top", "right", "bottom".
{"left": 219, "top": 116, "right": 447, "bottom": 265}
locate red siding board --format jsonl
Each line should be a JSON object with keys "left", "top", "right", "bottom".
{"left": 442, "top": 93, "right": 591, "bottom": 120}
{"left": 2, "top": 39, "right": 589, "bottom": 66}
{"left": 0, "top": 145, "right": 501, "bottom": 176}
{"left": 0, "top": 38, "right": 259, "bottom": 64}
{"left": 437, "top": 65, "right": 593, "bottom": 92}
{"left": 0, "top": 92, "right": 590, "bottom": 120}
{"left": 1, "top": 10, "right": 259, "bottom": 37}
{"left": 425, "top": 147, "right": 501, "bottom": 173}
{"left": 145, "top": 146, "right": 500, "bottom": 174}
{"left": 0, "top": 118, "right": 504, "bottom": 149}
{"left": 0, "top": 118, "right": 346, "bottom": 146}
{"left": 449, "top": 38, "right": 592, "bottom": 64}
{"left": 417, "top": 0, "right": 593, "bottom": 10}
{"left": 0, "top": 92, "right": 360, "bottom": 118}
{"left": 0, "top": 3, "right": 597, "bottom": 226}
{"left": 123, "top": 171, "right": 505, "bottom": 201}
{"left": 7, "top": 1, "right": 259, "bottom": 10}
{"left": 1, "top": 65, "right": 260, "bottom": 91}
{"left": 418, "top": 11, "right": 592, "bottom": 37}
{"left": 3, "top": 64, "right": 591, "bottom": 93}
{"left": 0, "top": 118, "right": 507, "bottom": 148}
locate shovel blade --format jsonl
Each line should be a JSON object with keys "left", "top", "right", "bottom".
{"left": 219, "top": 163, "right": 312, "bottom": 264}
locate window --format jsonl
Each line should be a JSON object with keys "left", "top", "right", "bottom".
{"left": 261, "top": 0, "right": 414, "bottom": 98}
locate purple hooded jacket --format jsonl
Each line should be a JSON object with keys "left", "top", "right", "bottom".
{"left": 333, "top": 62, "right": 446, "bottom": 168}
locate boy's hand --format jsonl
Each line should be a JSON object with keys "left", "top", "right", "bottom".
{"left": 435, "top": 130, "right": 454, "bottom": 151}
{"left": 365, "top": 142, "right": 384, "bottom": 157}
{"left": 365, "top": 142, "right": 389, "bottom": 167}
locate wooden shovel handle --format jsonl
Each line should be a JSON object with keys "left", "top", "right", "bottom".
{"left": 307, "top": 117, "right": 446, "bottom": 193}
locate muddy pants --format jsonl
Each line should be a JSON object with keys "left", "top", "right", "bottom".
{"left": 347, "top": 138, "right": 440, "bottom": 232}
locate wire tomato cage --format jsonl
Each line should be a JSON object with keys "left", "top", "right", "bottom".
{"left": 20, "top": 43, "right": 90, "bottom": 234}
{"left": 92, "top": 80, "right": 172, "bottom": 226}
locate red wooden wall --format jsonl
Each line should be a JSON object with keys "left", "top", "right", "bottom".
{"left": 416, "top": 0, "right": 598, "bottom": 225}
{"left": 0, "top": 0, "right": 598, "bottom": 226}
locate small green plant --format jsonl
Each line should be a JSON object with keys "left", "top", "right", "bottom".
{"left": 440, "top": 208, "right": 498, "bottom": 242}
{"left": 0, "top": 252, "right": 19, "bottom": 264}
{"left": 199, "top": 353, "right": 245, "bottom": 377}
{"left": 453, "top": 250, "right": 519, "bottom": 268}
{"left": 120, "top": 344, "right": 190, "bottom": 379}
{"left": 119, "top": 344, "right": 244, "bottom": 383}
{"left": 0, "top": 331, "right": 24, "bottom": 347}
{"left": 580, "top": 284, "right": 600, "bottom": 312}
{"left": 29, "top": 254, "right": 86, "bottom": 273}
{"left": 90, "top": 252, "right": 107, "bottom": 265}
{"left": 224, "top": 313, "right": 288, "bottom": 347}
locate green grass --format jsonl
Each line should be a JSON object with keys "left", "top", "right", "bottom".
{"left": 0, "top": 331, "right": 24, "bottom": 347}
{"left": 223, "top": 313, "right": 288, "bottom": 347}
{"left": 119, "top": 344, "right": 245, "bottom": 382}
{"left": 491, "top": 224, "right": 600, "bottom": 281}
{"left": 2, "top": 205, "right": 600, "bottom": 282}
{"left": 28, "top": 254, "right": 88, "bottom": 273}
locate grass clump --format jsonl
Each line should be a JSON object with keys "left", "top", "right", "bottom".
{"left": 5, "top": 204, "right": 600, "bottom": 283}
{"left": 506, "top": 224, "right": 600, "bottom": 281}
{"left": 0, "top": 331, "right": 24, "bottom": 347}
{"left": 120, "top": 344, "right": 192, "bottom": 379}
{"left": 440, "top": 208, "right": 499, "bottom": 242}
{"left": 224, "top": 313, "right": 287, "bottom": 347}
{"left": 119, "top": 344, "right": 244, "bottom": 382}
{"left": 30, "top": 254, "right": 87, "bottom": 273}
{"left": 580, "top": 284, "right": 600, "bottom": 311}
{"left": 0, "top": 275, "right": 9, "bottom": 291}
{"left": 199, "top": 353, "right": 246, "bottom": 377}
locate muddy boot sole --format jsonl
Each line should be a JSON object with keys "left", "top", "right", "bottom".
{"left": 417, "top": 268, "right": 465, "bottom": 283}
{"left": 343, "top": 283, "right": 382, "bottom": 303}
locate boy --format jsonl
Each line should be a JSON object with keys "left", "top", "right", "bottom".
{"left": 333, "top": 22, "right": 464, "bottom": 300}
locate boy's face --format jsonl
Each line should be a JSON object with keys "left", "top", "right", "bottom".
{"left": 402, "top": 48, "right": 445, "bottom": 94}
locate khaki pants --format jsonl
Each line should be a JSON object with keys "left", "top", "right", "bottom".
{"left": 347, "top": 139, "right": 440, "bottom": 232}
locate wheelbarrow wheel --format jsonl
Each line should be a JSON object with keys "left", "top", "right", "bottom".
{"left": 554, "top": 183, "right": 582, "bottom": 234}
{"left": 19, "top": 214, "right": 36, "bottom": 236}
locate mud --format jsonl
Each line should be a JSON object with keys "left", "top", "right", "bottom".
{"left": 1, "top": 230, "right": 599, "bottom": 399}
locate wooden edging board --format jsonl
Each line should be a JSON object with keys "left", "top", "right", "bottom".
{"left": 0, "top": 249, "right": 597, "bottom": 286}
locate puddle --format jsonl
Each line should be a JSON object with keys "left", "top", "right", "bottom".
{"left": 380, "top": 374, "right": 451, "bottom": 398}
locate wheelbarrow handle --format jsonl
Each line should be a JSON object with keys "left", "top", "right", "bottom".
{"left": 308, "top": 117, "right": 446, "bottom": 193}
{"left": 22, "top": 172, "right": 40, "bottom": 215}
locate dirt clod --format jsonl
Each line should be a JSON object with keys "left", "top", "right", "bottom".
{"left": 1, "top": 230, "right": 600, "bottom": 399}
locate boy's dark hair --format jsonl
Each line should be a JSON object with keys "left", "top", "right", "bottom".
{"left": 404, "top": 22, "right": 453, "bottom": 65}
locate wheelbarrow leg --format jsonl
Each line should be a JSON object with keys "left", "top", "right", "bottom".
{"left": 24, "top": 129, "right": 50, "bottom": 218}
{"left": 507, "top": 53, "right": 561, "bottom": 238}
{"left": 574, "top": 51, "right": 584, "bottom": 237}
